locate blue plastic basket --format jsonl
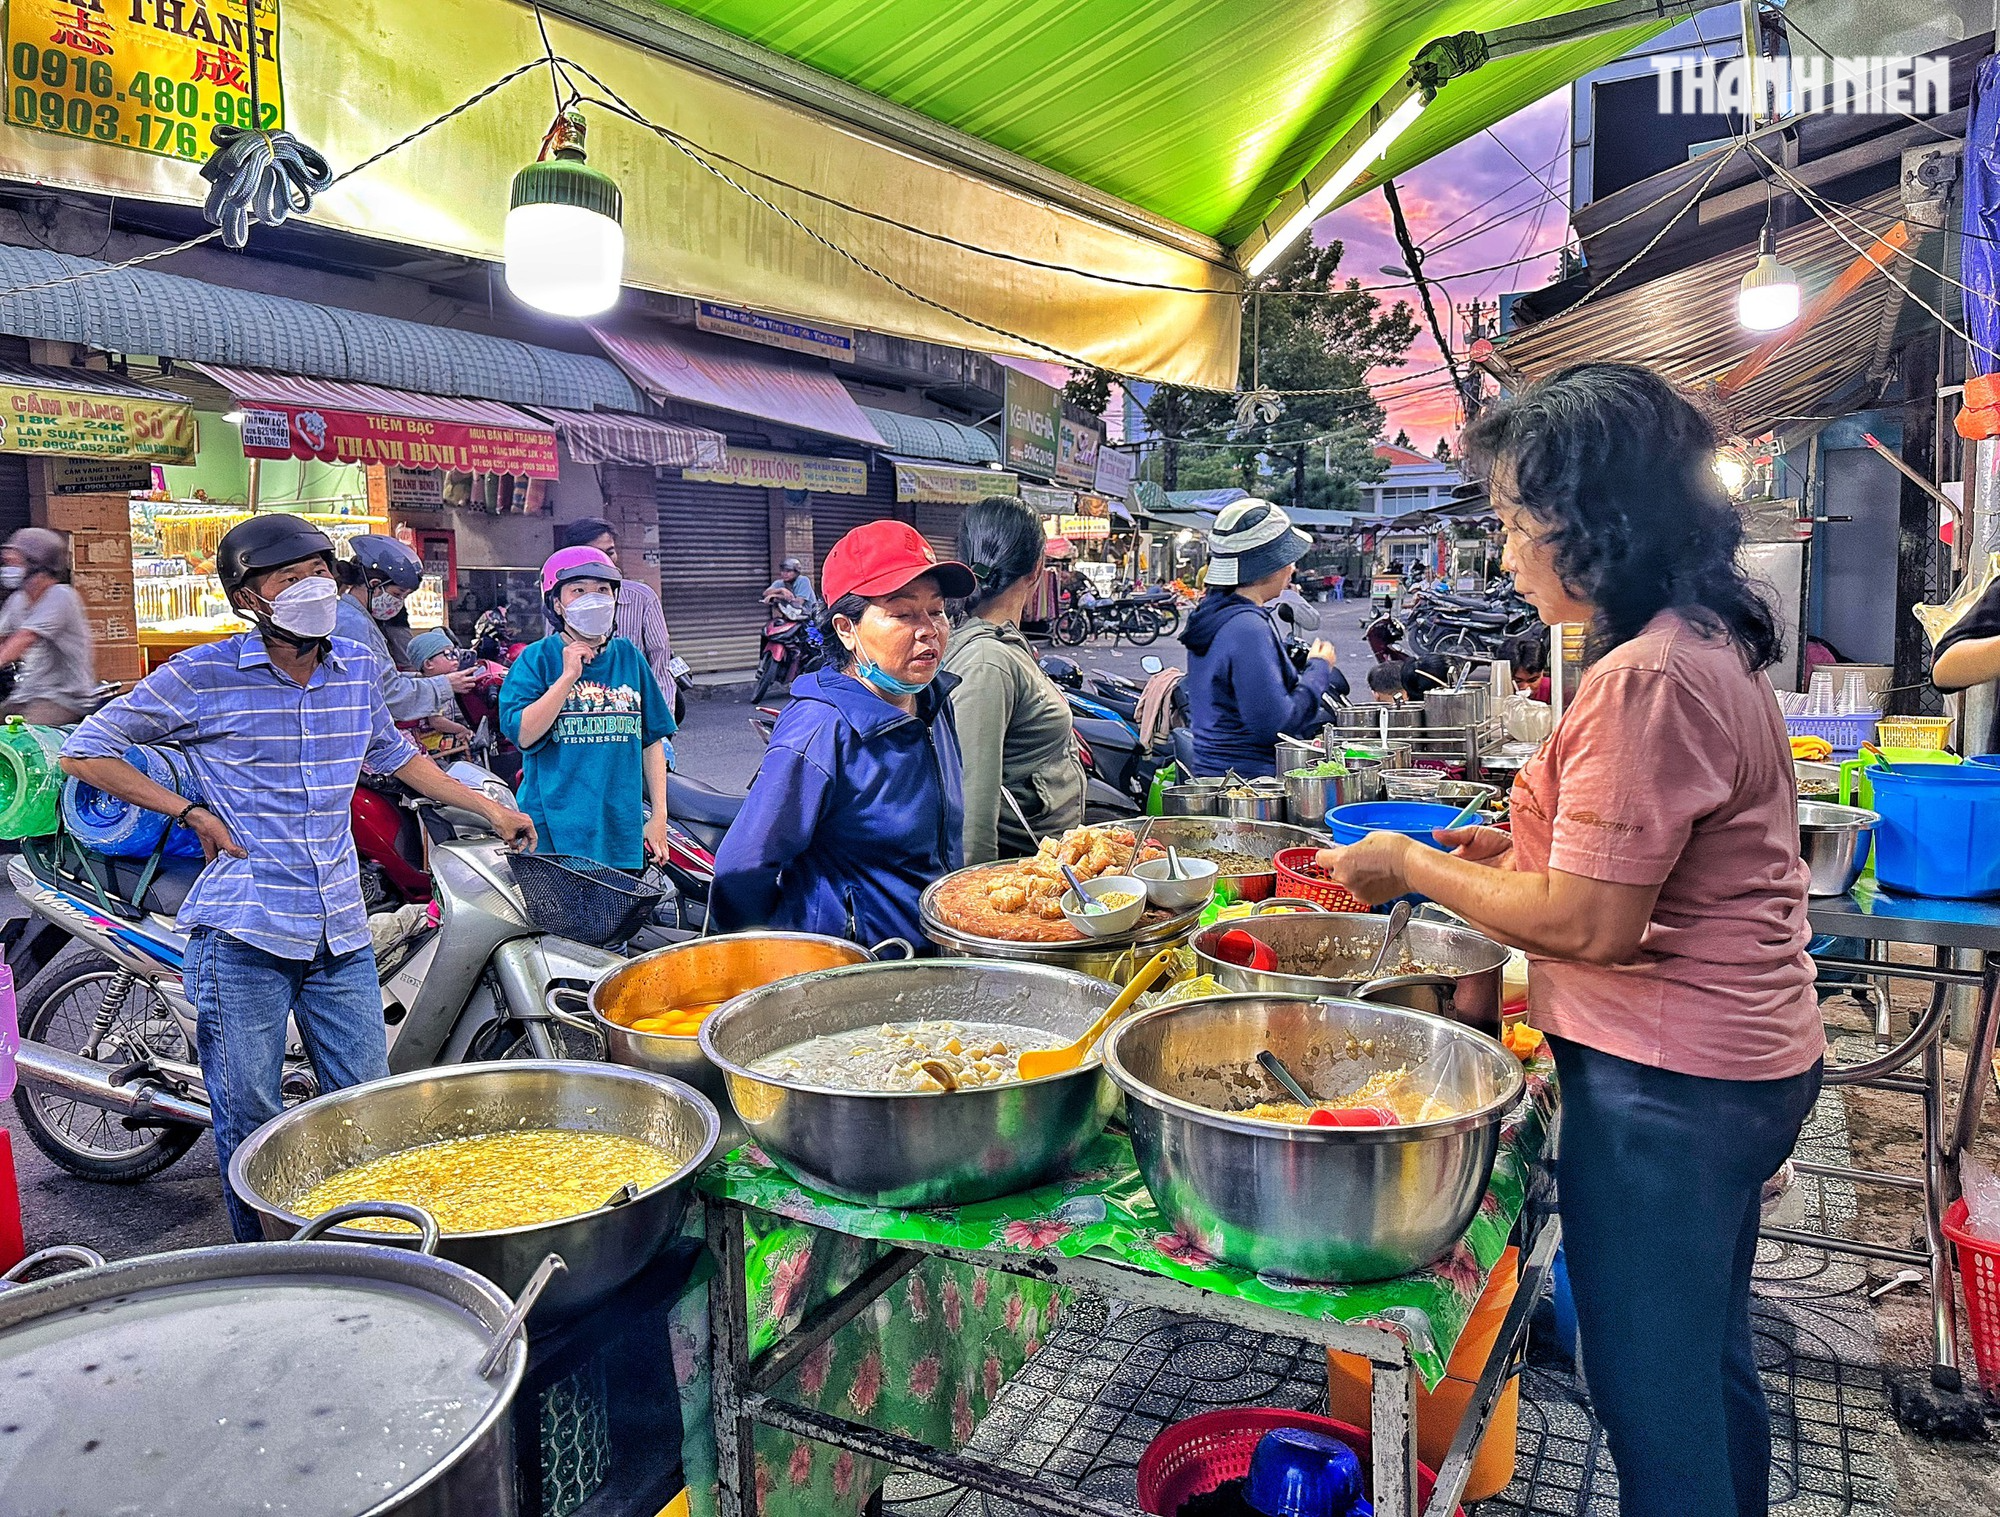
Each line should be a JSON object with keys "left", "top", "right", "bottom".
{"left": 1785, "top": 713, "right": 1879, "bottom": 752}
{"left": 1869, "top": 765, "right": 2000, "bottom": 898}
{"left": 1325, "top": 801, "right": 1461, "bottom": 850}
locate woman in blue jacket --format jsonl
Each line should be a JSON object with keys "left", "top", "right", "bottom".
{"left": 1181, "top": 500, "right": 1344, "bottom": 777}
{"left": 712, "top": 522, "right": 975, "bottom": 949}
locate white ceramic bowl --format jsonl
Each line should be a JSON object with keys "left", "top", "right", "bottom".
{"left": 1133, "top": 856, "right": 1220, "bottom": 912}
{"left": 1060, "top": 875, "right": 1148, "bottom": 937}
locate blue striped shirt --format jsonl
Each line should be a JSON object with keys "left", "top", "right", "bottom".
{"left": 63, "top": 633, "right": 420, "bottom": 959}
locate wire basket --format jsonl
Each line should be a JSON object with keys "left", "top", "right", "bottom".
{"left": 1876, "top": 716, "right": 1954, "bottom": 752}
{"left": 1785, "top": 713, "right": 1879, "bottom": 752}
{"left": 1272, "top": 848, "right": 1369, "bottom": 912}
{"left": 506, "top": 852, "right": 666, "bottom": 945}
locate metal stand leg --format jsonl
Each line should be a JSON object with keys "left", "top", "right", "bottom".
{"left": 1369, "top": 1353, "right": 1420, "bottom": 1517}
{"left": 708, "top": 1202, "right": 758, "bottom": 1517}
{"left": 1949, "top": 959, "right": 2000, "bottom": 1165}
{"left": 1923, "top": 1031, "right": 1962, "bottom": 1380}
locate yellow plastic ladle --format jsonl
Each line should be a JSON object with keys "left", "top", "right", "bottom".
{"left": 1016, "top": 948, "right": 1175, "bottom": 1082}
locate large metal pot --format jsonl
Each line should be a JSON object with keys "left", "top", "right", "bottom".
{"left": 587, "top": 931, "right": 877, "bottom": 1149}
{"left": 1190, "top": 913, "right": 1509, "bottom": 1034}
{"left": 0, "top": 1215, "right": 533, "bottom": 1516}
{"left": 700, "top": 959, "right": 1120, "bottom": 1207}
{"left": 921, "top": 870, "right": 1205, "bottom": 980}
{"left": 1162, "top": 781, "right": 1221, "bottom": 816}
{"left": 230, "top": 1061, "right": 719, "bottom": 1320}
{"left": 1104, "top": 994, "right": 1524, "bottom": 1281}
{"left": 1219, "top": 784, "right": 1288, "bottom": 822}
{"left": 1137, "top": 816, "right": 1325, "bottom": 905}
{"left": 1275, "top": 735, "right": 1325, "bottom": 775}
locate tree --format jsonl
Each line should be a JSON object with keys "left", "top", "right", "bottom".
{"left": 1434, "top": 436, "right": 1454, "bottom": 463}
{"left": 1393, "top": 428, "right": 1413, "bottom": 449}
{"left": 1140, "top": 240, "right": 1419, "bottom": 511}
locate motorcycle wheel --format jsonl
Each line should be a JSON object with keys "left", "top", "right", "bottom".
{"left": 1151, "top": 604, "right": 1182, "bottom": 637}
{"left": 1052, "top": 610, "right": 1091, "bottom": 648}
{"left": 1433, "top": 626, "right": 1480, "bottom": 657}
{"left": 1123, "top": 610, "right": 1162, "bottom": 647}
{"left": 11, "top": 944, "right": 201, "bottom": 1183}
{"left": 749, "top": 654, "right": 780, "bottom": 705}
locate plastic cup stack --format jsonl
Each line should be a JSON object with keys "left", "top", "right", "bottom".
{"left": 1838, "top": 671, "right": 1872, "bottom": 715}
{"left": 1806, "top": 669, "right": 1837, "bottom": 717}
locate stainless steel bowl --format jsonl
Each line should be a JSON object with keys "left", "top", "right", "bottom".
{"left": 1106, "top": 994, "right": 1523, "bottom": 1280}
{"left": 699, "top": 960, "right": 1120, "bottom": 1207}
{"left": 1795, "top": 760, "right": 1842, "bottom": 802}
{"left": 921, "top": 871, "right": 1206, "bottom": 980}
{"left": 588, "top": 931, "right": 873, "bottom": 1150}
{"left": 1798, "top": 801, "right": 1879, "bottom": 897}
{"left": 230, "top": 1061, "right": 719, "bottom": 1319}
{"left": 1220, "top": 788, "right": 1288, "bottom": 822}
{"left": 1138, "top": 816, "right": 1325, "bottom": 905}
{"left": 1191, "top": 913, "right": 1509, "bottom": 1034}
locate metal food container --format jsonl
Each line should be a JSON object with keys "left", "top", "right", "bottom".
{"left": 921, "top": 870, "right": 1206, "bottom": 981}
{"left": 1795, "top": 761, "right": 1842, "bottom": 803}
{"left": 230, "top": 1061, "right": 720, "bottom": 1319}
{"left": 1105, "top": 994, "right": 1524, "bottom": 1280}
{"left": 1138, "top": 816, "right": 1325, "bottom": 905}
{"left": 699, "top": 959, "right": 1120, "bottom": 1207}
{"left": 1190, "top": 913, "right": 1509, "bottom": 1034}
{"left": 1219, "top": 784, "right": 1288, "bottom": 823}
{"left": 1283, "top": 766, "right": 1367, "bottom": 827}
{"left": 1163, "top": 782, "right": 1221, "bottom": 816}
{"left": 1275, "top": 735, "right": 1325, "bottom": 775}
{"left": 588, "top": 931, "right": 874, "bottom": 1149}
{"left": 1798, "top": 801, "right": 1879, "bottom": 897}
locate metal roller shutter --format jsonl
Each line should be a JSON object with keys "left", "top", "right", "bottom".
{"left": 806, "top": 460, "right": 897, "bottom": 567}
{"left": 655, "top": 474, "right": 770, "bottom": 673}
{"left": 0, "top": 337, "right": 33, "bottom": 538}
{"left": 913, "top": 502, "right": 964, "bottom": 563}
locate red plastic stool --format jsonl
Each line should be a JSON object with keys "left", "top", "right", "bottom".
{"left": 0, "top": 1130, "right": 25, "bottom": 1272}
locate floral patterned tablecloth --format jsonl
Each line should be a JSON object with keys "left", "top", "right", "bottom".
{"left": 676, "top": 1050, "right": 1555, "bottom": 1517}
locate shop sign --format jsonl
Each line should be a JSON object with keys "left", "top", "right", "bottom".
{"left": 1054, "top": 513, "right": 1110, "bottom": 541}
{"left": 384, "top": 465, "right": 442, "bottom": 510}
{"left": 0, "top": 380, "right": 196, "bottom": 462}
{"left": 1054, "top": 416, "right": 1101, "bottom": 487}
{"left": 49, "top": 455, "right": 151, "bottom": 493}
{"left": 891, "top": 460, "right": 1017, "bottom": 505}
{"left": 1092, "top": 445, "right": 1136, "bottom": 500}
{"left": 5, "top": 0, "right": 284, "bottom": 166}
{"left": 1018, "top": 482, "right": 1075, "bottom": 515}
{"left": 238, "top": 405, "right": 560, "bottom": 478}
{"left": 695, "top": 301, "right": 855, "bottom": 364}
{"left": 1002, "top": 370, "right": 1060, "bottom": 476}
{"left": 683, "top": 446, "right": 867, "bottom": 495}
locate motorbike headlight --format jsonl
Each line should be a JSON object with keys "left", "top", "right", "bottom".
{"left": 480, "top": 778, "right": 517, "bottom": 810}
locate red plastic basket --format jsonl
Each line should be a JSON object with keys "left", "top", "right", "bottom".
{"left": 1273, "top": 847, "right": 1370, "bottom": 913}
{"left": 1135, "top": 1408, "right": 1461, "bottom": 1517}
{"left": 1943, "top": 1199, "right": 2000, "bottom": 1391}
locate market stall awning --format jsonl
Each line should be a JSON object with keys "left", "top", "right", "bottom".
{"left": 861, "top": 408, "right": 1001, "bottom": 466}
{"left": 591, "top": 327, "right": 883, "bottom": 446}
{"left": 888, "top": 456, "right": 1019, "bottom": 504}
{"left": 196, "top": 365, "right": 560, "bottom": 479}
{"left": 528, "top": 408, "right": 727, "bottom": 468}
{"left": 1140, "top": 509, "right": 1219, "bottom": 532}
{"left": 0, "top": 360, "right": 195, "bottom": 465}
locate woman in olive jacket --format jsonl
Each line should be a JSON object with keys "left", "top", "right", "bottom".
{"left": 943, "top": 497, "right": 1086, "bottom": 863}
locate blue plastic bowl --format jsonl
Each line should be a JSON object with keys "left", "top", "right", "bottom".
{"left": 1869, "top": 765, "right": 2000, "bottom": 898}
{"left": 1243, "top": 1425, "right": 1367, "bottom": 1517}
{"left": 1324, "top": 800, "right": 1461, "bottom": 851}
{"left": 1970, "top": 754, "right": 2000, "bottom": 769}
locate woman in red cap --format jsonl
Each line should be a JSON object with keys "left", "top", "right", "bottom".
{"left": 713, "top": 521, "right": 974, "bottom": 949}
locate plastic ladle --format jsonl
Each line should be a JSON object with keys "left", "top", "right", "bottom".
{"left": 1017, "top": 948, "right": 1175, "bottom": 1081}
{"left": 1859, "top": 741, "right": 1901, "bottom": 777}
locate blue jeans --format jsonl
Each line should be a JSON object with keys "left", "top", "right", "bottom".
{"left": 187, "top": 928, "right": 388, "bottom": 1242}
{"left": 1550, "top": 1035, "right": 1822, "bottom": 1517}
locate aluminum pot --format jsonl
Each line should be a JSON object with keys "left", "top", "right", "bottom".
{"left": 1219, "top": 785, "right": 1288, "bottom": 823}
{"left": 231, "top": 1061, "right": 719, "bottom": 1320}
{"left": 699, "top": 959, "right": 1120, "bottom": 1206}
{"left": 0, "top": 1213, "right": 533, "bottom": 1516}
{"left": 586, "top": 931, "right": 880, "bottom": 1150}
{"left": 1138, "top": 816, "right": 1324, "bottom": 906}
{"left": 1190, "top": 913, "right": 1509, "bottom": 1035}
{"left": 1105, "top": 994, "right": 1523, "bottom": 1280}
{"left": 1163, "top": 782, "right": 1221, "bottom": 816}
{"left": 1275, "top": 735, "right": 1325, "bottom": 775}
{"left": 1799, "top": 801, "right": 1879, "bottom": 897}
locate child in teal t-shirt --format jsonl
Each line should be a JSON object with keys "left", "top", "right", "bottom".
{"left": 501, "top": 553, "right": 675, "bottom": 870}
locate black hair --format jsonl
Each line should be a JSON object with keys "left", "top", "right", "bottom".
{"left": 956, "top": 496, "right": 1047, "bottom": 617}
{"left": 1401, "top": 654, "right": 1452, "bottom": 702}
{"left": 817, "top": 592, "right": 868, "bottom": 671}
{"left": 1461, "top": 362, "right": 1779, "bottom": 669}
{"left": 559, "top": 517, "right": 616, "bottom": 550}
{"left": 334, "top": 557, "right": 366, "bottom": 592}
{"left": 1366, "top": 663, "right": 1405, "bottom": 696}
{"left": 1500, "top": 633, "right": 1548, "bottom": 677}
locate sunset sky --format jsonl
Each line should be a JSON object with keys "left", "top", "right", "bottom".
{"left": 1313, "top": 87, "right": 1574, "bottom": 453}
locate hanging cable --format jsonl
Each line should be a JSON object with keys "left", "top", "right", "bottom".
{"left": 1382, "top": 178, "right": 1465, "bottom": 410}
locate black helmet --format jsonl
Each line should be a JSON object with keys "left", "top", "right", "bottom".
{"left": 216, "top": 515, "right": 337, "bottom": 595}
{"left": 347, "top": 533, "right": 425, "bottom": 591}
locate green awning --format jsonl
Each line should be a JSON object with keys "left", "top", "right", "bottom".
{"left": 654, "top": 1, "right": 1666, "bottom": 246}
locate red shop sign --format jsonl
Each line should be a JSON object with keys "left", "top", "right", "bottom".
{"left": 238, "top": 405, "right": 560, "bottom": 479}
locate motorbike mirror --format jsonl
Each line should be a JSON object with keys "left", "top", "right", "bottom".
{"left": 1140, "top": 655, "right": 1163, "bottom": 675}
{"left": 1274, "top": 602, "right": 1296, "bottom": 625}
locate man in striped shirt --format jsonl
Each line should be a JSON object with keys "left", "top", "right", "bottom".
{"left": 62, "top": 515, "right": 534, "bottom": 1240}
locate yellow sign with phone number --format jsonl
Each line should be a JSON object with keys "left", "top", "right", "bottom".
{"left": 4, "top": 0, "right": 282, "bottom": 165}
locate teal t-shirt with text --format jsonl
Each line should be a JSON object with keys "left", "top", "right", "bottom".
{"left": 499, "top": 634, "right": 674, "bottom": 869}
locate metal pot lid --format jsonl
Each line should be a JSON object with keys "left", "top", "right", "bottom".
{"left": 0, "top": 1237, "right": 522, "bottom": 1517}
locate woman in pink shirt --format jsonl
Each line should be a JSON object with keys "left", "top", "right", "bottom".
{"left": 1322, "top": 364, "right": 1822, "bottom": 1517}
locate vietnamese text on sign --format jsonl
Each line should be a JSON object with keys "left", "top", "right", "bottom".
{"left": 1002, "top": 370, "right": 1060, "bottom": 477}
{"left": 695, "top": 302, "right": 856, "bottom": 364}
{"left": 683, "top": 447, "right": 868, "bottom": 495}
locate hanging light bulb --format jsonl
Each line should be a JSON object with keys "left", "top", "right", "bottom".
{"left": 1736, "top": 220, "right": 1800, "bottom": 332}
{"left": 505, "top": 108, "right": 625, "bottom": 318}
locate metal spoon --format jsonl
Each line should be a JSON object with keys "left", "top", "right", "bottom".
{"left": 1363, "top": 900, "right": 1414, "bottom": 981}
{"left": 1256, "top": 1050, "right": 1338, "bottom": 1128}
{"left": 1061, "top": 863, "right": 1104, "bottom": 913}
{"left": 1000, "top": 787, "right": 1043, "bottom": 849}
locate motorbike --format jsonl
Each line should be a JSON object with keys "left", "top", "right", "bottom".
{"left": 1038, "top": 653, "right": 1180, "bottom": 818}
{"left": 1405, "top": 586, "right": 1536, "bottom": 658}
{"left": 651, "top": 770, "right": 745, "bottom": 933}
{"left": 751, "top": 603, "right": 822, "bottom": 704}
{"left": 1363, "top": 609, "right": 1408, "bottom": 664}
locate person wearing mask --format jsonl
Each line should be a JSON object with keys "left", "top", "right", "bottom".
{"left": 501, "top": 548, "right": 674, "bottom": 871}
{"left": 713, "top": 522, "right": 972, "bottom": 948}
{"left": 763, "top": 556, "right": 820, "bottom": 616}
{"left": 1319, "top": 364, "right": 1822, "bottom": 1517}
{"left": 943, "top": 496, "right": 1084, "bottom": 864}
{"left": 1179, "top": 500, "right": 1341, "bottom": 777}
{"left": 336, "top": 535, "right": 476, "bottom": 723}
{"left": 0, "top": 527, "right": 94, "bottom": 725}
{"left": 1502, "top": 633, "right": 1553, "bottom": 703}
{"left": 556, "top": 518, "right": 679, "bottom": 711}
{"left": 60, "top": 515, "right": 533, "bottom": 1240}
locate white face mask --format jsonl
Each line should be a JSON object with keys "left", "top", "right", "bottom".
{"left": 0, "top": 567, "right": 23, "bottom": 591}
{"left": 264, "top": 576, "right": 340, "bottom": 639}
{"left": 563, "top": 591, "right": 617, "bottom": 641}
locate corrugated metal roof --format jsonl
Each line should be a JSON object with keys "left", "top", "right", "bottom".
{"left": 195, "top": 365, "right": 553, "bottom": 432}
{"left": 591, "top": 325, "right": 883, "bottom": 444}
{"left": 0, "top": 243, "right": 643, "bottom": 413}
{"left": 0, "top": 358, "right": 190, "bottom": 402}
{"left": 860, "top": 406, "right": 999, "bottom": 465}
{"left": 1499, "top": 190, "right": 1916, "bottom": 438}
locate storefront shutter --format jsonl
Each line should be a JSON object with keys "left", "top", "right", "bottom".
{"left": 805, "top": 460, "right": 898, "bottom": 568}
{"left": 655, "top": 474, "right": 770, "bottom": 673}
{"left": 913, "top": 502, "right": 964, "bottom": 562}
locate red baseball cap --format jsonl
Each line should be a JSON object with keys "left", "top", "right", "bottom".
{"left": 822, "top": 520, "right": 976, "bottom": 603}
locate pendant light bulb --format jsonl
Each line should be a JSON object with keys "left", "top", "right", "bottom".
{"left": 1736, "top": 222, "right": 1799, "bottom": 332}
{"left": 505, "top": 109, "right": 625, "bottom": 318}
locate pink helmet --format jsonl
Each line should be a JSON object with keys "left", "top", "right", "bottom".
{"left": 541, "top": 545, "right": 620, "bottom": 596}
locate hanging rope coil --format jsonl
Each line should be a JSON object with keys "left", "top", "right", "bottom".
{"left": 198, "top": 125, "right": 332, "bottom": 249}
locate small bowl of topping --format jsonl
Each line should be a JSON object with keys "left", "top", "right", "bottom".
{"left": 1133, "top": 855, "right": 1220, "bottom": 912}
{"left": 1060, "top": 874, "right": 1148, "bottom": 936}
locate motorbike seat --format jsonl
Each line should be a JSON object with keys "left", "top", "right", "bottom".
{"left": 25, "top": 842, "right": 204, "bottom": 917}
{"left": 667, "top": 773, "right": 746, "bottom": 830}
